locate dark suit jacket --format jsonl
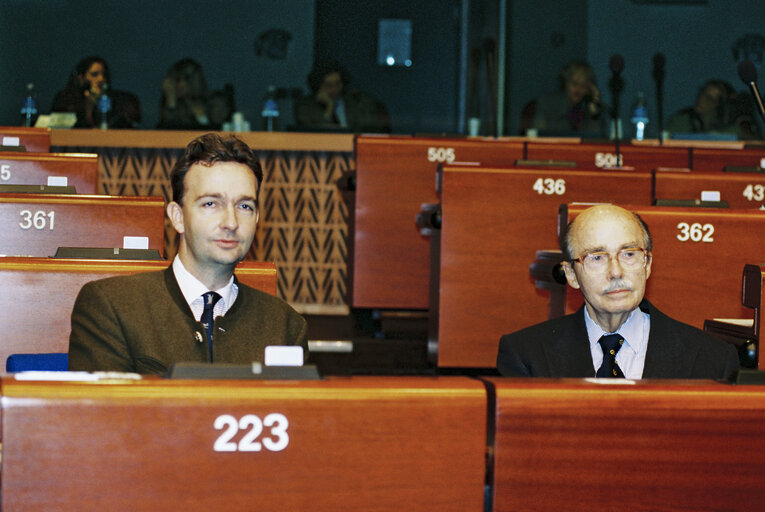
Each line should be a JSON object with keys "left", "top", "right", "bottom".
{"left": 497, "top": 300, "right": 739, "bottom": 380}
{"left": 68, "top": 267, "right": 308, "bottom": 374}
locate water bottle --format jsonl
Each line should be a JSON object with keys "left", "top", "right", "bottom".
{"left": 630, "top": 91, "right": 649, "bottom": 141}
{"left": 97, "top": 84, "right": 112, "bottom": 130}
{"left": 20, "top": 83, "right": 38, "bottom": 127}
{"left": 261, "top": 85, "right": 279, "bottom": 132}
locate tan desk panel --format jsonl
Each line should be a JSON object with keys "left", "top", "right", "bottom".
{"left": 488, "top": 378, "right": 765, "bottom": 512}
{"left": 0, "top": 151, "right": 99, "bottom": 193}
{"left": 0, "top": 126, "right": 51, "bottom": 152}
{"left": 0, "top": 376, "right": 486, "bottom": 512}
{"left": 438, "top": 167, "right": 652, "bottom": 367}
{"left": 562, "top": 204, "right": 765, "bottom": 328}
{"left": 353, "top": 135, "right": 524, "bottom": 309}
{"left": 0, "top": 193, "right": 165, "bottom": 256}
{"left": 0, "top": 257, "right": 276, "bottom": 365}
{"left": 50, "top": 128, "right": 354, "bottom": 152}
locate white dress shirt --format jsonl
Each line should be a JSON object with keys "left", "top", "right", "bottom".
{"left": 171, "top": 256, "right": 237, "bottom": 322}
{"left": 585, "top": 306, "right": 650, "bottom": 379}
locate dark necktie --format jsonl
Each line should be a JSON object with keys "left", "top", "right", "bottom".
{"left": 201, "top": 292, "right": 222, "bottom": 362}
{"left": 597, "top": 333, "right": 625, "bottom": 378}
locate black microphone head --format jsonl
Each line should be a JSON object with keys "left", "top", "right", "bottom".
{"left": 609, "top": 54, "right": 625, "bottom": 75}
{"left": 738, "top": 60, "right": 758, "bottom": 84}
{"left": 652, "top": 53, "right": 666, "bottom": 71}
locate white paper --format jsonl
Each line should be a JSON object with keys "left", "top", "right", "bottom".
{"left": 2, "top": 136, "right": 20, "bottom": 146}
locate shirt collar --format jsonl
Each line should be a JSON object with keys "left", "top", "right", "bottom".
{"left": 172, "top": 255, "right": 235, "bottom": 309}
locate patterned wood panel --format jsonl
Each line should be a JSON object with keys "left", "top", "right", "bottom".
{"left": 55, "top": 145, "right": 351, "bottom": 314}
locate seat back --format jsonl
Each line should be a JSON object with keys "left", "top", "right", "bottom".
{"left": 7, "top": 352, "right": 68, "bottom": 372}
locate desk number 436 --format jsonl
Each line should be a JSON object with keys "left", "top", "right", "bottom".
{"left": 213, "top": 413, "right": 289, "bottom": 452}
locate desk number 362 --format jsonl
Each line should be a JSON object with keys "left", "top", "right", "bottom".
{"left": 213, "top": 413, "right": 289, "bottom": 452}
{"left": 676, "top": 222, "right": 714, "bottom": 243}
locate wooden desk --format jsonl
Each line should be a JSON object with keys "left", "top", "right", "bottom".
{"left": 353, "top": 135, "right": 524, "bottom": 309}
{"left": 0, "top": 376, "right": 486, "bottom": 511}
{"left": 0, "top": 193, "right": 165, "bottom": 257}
{"left": 525, "top": 140, "right": 690, "bottom": 171}
{"left": 0, "top": 151, "right": 99, "bottom": 193}
{"left": 0, "top": 257, "right": 277, "bottom": 365}
{"left": 653, "top": 168, "right": 765, "bottom": 209}
{"left": 436, "top": 166, "right": 652, "bottom": 367}
{"left": 691, "top": 146, "right": 765, "bottom": 172}
{"left": 561, "top": 204, "right": 765, "bottom": 328}
{"left": 487, "top": 378, "right": 765, "bottom": 512}
{"left": 0, "top": 126, "right": 50, "bottom": 152}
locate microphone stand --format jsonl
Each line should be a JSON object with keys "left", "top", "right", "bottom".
{"left": 609, "top": 63, "right": 624, "bottom": 166}
{"left": 653, "top": 54, "right": 666, "bottom": 144}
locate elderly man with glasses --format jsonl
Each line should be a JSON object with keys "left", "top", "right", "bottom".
{"left": 497, "top": 204, "right": 739, "bottom": 380}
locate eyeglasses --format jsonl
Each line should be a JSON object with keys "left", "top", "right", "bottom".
{"left": 571, "top": 247, "right": 648, "bottom": 273}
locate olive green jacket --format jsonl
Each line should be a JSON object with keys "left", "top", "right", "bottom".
{"left": 68, "top": 267, "right": 307, "bottom": 374}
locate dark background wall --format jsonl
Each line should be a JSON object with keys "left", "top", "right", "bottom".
{"left": 0, "top": 0, "right": 315, "bottom": 130}
{"left": 314, "top": 0, "right": 462, "bottom": 134}
{"left": 1, "top": 0, "right": 763, "bottom": 136}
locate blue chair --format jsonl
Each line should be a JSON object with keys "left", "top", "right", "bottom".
{"left": 6, "top": 353, "right": 68, "bottom": 372}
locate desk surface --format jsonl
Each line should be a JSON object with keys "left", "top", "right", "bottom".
{"left": 50, "top": 129, "right": 355, "bottom": 152}
{"left": 486, "top": 377, "right": 765, "bottom": 512}
{"left": 0, "top": 375, "right": 486, "bottom": 511}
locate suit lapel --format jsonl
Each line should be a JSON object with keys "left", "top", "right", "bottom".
{"left": 542, "top": 308, "right": 596, "bottom": 378}
{"left": 641, "top": 301, "right": 697, "bottom": 378}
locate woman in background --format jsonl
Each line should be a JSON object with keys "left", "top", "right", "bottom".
{"left": 51, "top": 56, "right": 141, "bottom": 128}
{"left": 158, "top": 58, "right": 211, "bottom": 130}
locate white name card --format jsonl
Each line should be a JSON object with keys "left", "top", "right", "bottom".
{"left": 47, "top": 176, "right": 68, "bottom": 187}
{"left": 265, "top": 346, "right": 304, "bottom": 367}
{"left": 123, "top": 236, "right": 149, "bottom": 249}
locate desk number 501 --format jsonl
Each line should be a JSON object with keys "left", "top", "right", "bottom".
{"left": 213, "top": 413, "right": 289, "bottom": 452}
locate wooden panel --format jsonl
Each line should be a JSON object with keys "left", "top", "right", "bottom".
{"left": 0, "top": 193, "right": 165, "bottom": 256}
{"left": 654, "top": 169, "right": 765, "bottom": 209}
{"left": 353, "top": 135, "right": 524, "bottom": 309}
{"left": 526, "top": 141, "right": 689, "bottom": 172}
{"left": 691, "top": 147, "right": 765, "bottom": 172}
{"left": 0, "top": 151, "right": 99, "bottom": 193}
{"left": 562, "top": 205, "right": 765, "bottom": 328}
{"left": 0, "top": 257, "right": 277, "bottom": 364}
{"left": 438, "top": 167, "right": 652, "bottom": 367}
{"left": 488, "top": 378, "right": 765, "bottom": 512}
{"left": 0, "top": 126, "right": 51, "bottom": 152}
{"left": 0, "top": 376, "right": 486, "bottom": 512}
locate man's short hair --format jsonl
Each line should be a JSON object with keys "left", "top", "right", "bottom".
{"left": 170, "top": 133, "right": 263, "bottom": 206}
{"left": 559, "top": 209, "right": 653, "bottom": 260}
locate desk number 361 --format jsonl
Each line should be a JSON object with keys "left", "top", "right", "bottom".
{"left": 213, "top": 413, "right": 289, "bottom": 452}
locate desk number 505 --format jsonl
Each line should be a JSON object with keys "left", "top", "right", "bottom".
{"left": 213, "top": 413, "right": 289, "bottom": 452}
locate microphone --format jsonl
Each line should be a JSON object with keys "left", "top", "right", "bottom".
{"left": 737, "top": 60, "right": 765, "bottom": 124}
{"left": 652, "top": 53, "right": 665, "bottom": 83}
{"left": 608, "top": 54, "right": 625, "bottom": 131}
{"left": 609, "top": 54, "right": 625, "bottom": 76}
{"left": 653, "top": 53, "right": 666, "bottom": 142}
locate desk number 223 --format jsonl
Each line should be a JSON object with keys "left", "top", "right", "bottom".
{"left": 213, "top": 413, "right": 289, "bottom": 452}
